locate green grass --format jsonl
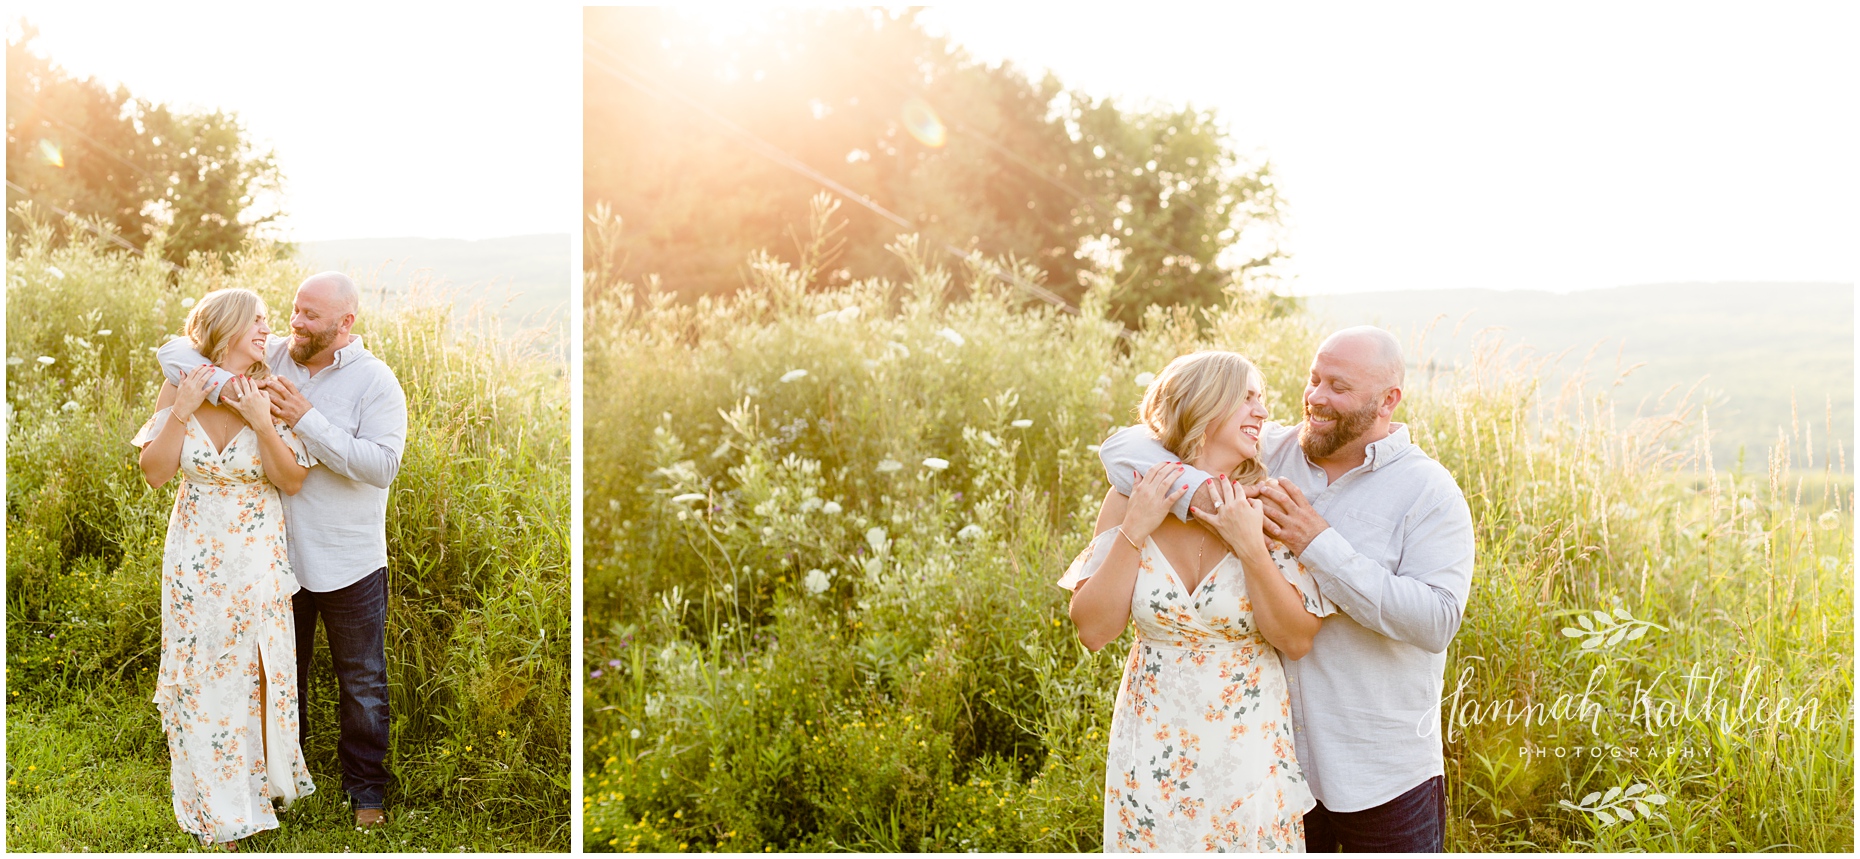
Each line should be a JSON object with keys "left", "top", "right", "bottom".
{"left": 581, "top": 219, "right": 1852, "bottom": 851}
{"left": 5, "top": 216, "right": 571, "bottom": 851}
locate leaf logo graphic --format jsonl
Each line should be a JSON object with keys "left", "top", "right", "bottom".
{"left": 1559, "top": 782, "right": 1668, "bottom": 825}
{"left": 1561, "top": 607, "right": 1667, "bottom": 650}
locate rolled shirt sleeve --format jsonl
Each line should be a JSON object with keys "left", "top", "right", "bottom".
{"left": 1297, "top": 491, "right": 1474, "bottom": 654}
{"left": 1097, "top": 424, "right": 1215, "bottom": 522}
{"left": 156, "top": 336, "right": 238, "bottom": 404}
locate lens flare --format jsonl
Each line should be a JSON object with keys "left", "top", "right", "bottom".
{"left": 38, "top": 139, "right": 64, "bottom": 168}
{"left": 901, "top": 97, "right": 947, "bottom": 148}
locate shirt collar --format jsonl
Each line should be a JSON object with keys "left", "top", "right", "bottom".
{"left": 1362, "top": 423, "right": 1413, "bottom": 470}
{"left": 330, "top": 334, "right": 366, "bottom": 370}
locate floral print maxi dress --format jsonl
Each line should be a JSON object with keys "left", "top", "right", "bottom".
{"left": 132, "top": 407, "right": 318, "bottom": 843}
{"left": 1058, "top": 527, "right": 1336, "bottom": 853}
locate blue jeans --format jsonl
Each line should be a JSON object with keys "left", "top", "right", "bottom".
{"left": 294, "top": 566, "right": 391, "bottom": 810}
{"left": 1305, "top": 775, "right": 1445, "bottom": 852}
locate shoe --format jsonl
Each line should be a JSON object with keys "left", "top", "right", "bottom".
{"left": 355, "top": 808, "right": 386, "bottom": 828}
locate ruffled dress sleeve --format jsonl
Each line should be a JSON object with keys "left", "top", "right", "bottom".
{"left": 1055, "top": 528, "right": 1129, "bottom": 592}
{"left": 1268, "top": 538, "right": 1336, "bottom": 617}
{"left": 131, "top": 407, "right": 174, "bottom": 449}
{"left": 273, "top": 420, "right": 317, "bottom": 468}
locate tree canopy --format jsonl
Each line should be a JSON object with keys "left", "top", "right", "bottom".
{"left": 5, "top": 24, "right": 284, "bottom": 266}
{"left": 583, "top": 7, "right": 1285, "bottom": 327}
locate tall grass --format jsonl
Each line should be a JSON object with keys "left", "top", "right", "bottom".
{"left": 582, "top": 215, "right": 1851, "bottom": 851}
{"left": 4, "top": 216, "right": 571, "bottom": 851}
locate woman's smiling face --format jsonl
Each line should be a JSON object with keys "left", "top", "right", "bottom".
{"left": 228, "top": 310, "right": 270, "bottom": 369}
{"left": 1204, "top": 371, "right": 1268, "bottom": 463}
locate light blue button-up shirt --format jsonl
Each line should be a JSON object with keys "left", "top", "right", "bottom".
{"left": 158, "top": 334, "right": 407, "bottom": 592}
{"left": 1101, "top": 421, "right": 1475, "bottom": 811}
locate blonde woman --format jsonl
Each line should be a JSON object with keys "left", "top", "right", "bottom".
{"left": 133, "top": 288, "right": 317, "bottom": 849}
{"left": 1059, "top": 351, "right": 1335, "bottom": 852}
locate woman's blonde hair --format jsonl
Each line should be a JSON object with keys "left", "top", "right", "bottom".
{"left": 1138, "top": 350, "right": 1268, "bottom": 485}
{"left": 184, "top": 288, "right": 270, "bottom": 379}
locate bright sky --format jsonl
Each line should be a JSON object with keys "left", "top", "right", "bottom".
{"left": 921, "top": 3, "right": 1858, "bottom": 294}
{"left": 9, "top": 5, "right": 578, "bottom": 242}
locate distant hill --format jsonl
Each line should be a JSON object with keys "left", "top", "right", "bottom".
{"left": 1304, "top": 283, "right": 1853, "bottom": 472}
{"left": 295, "top": 235, "right": 569, "bottom": 346}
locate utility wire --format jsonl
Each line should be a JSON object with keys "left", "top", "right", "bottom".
{"left": 5, "top": 178, "right": 181, "bottom": 271}
{"left": 585, "top": 37, "right": 1129, "bottom": 337}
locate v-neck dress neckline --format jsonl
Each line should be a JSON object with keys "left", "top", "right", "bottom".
{"left": 189, "top": 414, "right": 252, "bottom": 457}
{"left": 1143, "top": 535, "right": 1227, "bottom": 600}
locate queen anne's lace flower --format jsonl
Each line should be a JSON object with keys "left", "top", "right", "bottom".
{"left": 802, "top": 568, "right": 833, "bottom": 594}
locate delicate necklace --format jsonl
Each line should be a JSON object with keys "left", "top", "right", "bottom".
{"left": 1191, "top": 527, "right": 1210, "bottom": 590}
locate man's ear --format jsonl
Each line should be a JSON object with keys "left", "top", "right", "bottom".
{"left": 1381, "top": 386, "right": 1403, "bottom": 418}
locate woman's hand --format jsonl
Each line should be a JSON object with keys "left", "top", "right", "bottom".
{"left": 1118, "top": 460, "right": 1190, "bottom": 545}
{"left": 173, "top": 365, "right": 215, "bottom": 421}
{"left": 226, "top": 376, "right": 273, "bottom": 428}
{"left": 1191, "top": 476, "right": 1270, "bottom": 562}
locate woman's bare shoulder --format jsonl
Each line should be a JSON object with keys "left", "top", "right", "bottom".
{"left": 1092, "top": 486, "right": 1131, "bottom": 535}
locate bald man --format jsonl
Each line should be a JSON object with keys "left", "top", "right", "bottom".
{"left": 1099, "top": 326, "right": 1474, "bottom": 852}
{"left": 159, "top": 271, "right": 408, "bottom": 828}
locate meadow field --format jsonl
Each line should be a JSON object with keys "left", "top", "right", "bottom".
{"left": 582, "top": 230, "right": 1852, "bottom": 851}
{"left": 4, "top": 219, "right": 571, "bottom": 851}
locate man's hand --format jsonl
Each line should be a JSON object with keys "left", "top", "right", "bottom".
{"left": 1256, "top": 478, "right": 1330, "bottom": 555}
{"left": 263, "top": 376, "right": 313, "bottom": 425}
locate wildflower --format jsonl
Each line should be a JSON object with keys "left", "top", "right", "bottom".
{"left": 676, "top": 511, "right": 689, "bottom": 521}
{"left": 957, "top": 524, "right": 984, "bottom": 540}
{"left": 46, "top": 266, "right": 64, "bottom": 280}
{"left": 630, "top": 729, "right": 642, "bottom": 739}
{"left": 1818, "top": 510, "right": 1840, "bottom": 531}
{"left": 801, "top": 496, "right": 823, "bottom": 513}
{"left": 837, "top": 305, "right": 861, "bottom": 322}
{"left": 6, "top": 357, "right": 21, "bottom": 365}
{"left": 180, "top": 297, "right": 196, "bottom": 308}
{"left": 36, "top": 356, "right": 55, "bottom": 365}
{"left": 96, "top": 329, "right": 111, "bottom": 336}
{"left": 923, "top": 457, "right": 950, "bottom": 471}
{"left": 821, "top": 501, "right": 842, "bottom": 515}
{"left": 876, "top": 459, "right": 903, "bottom": 473}
{"left": 1011, "top": 419, "right": 1033, "bottom": 428}
{"left": 803, "top": 568, "right": 833, "bottom": 594}
{"left": 935, "top": 327, "right": 965, "bottom": 347}
{"left": 866, "top": 527, "right": 888, "bottom": 554}
{"left": 591, "top": 670, "right": 604, "bottom": 679}
{"left": 780, "top": 369, "right": 808, "bottom": 383}
{"left": 1135, "top": 372, "right": 1156, "bottom": 387}
{"left": 60, "top": 401, "right": 80, "bottom": 412}
{"left": 671, "top": 493, "right": 706, "bottom": 505}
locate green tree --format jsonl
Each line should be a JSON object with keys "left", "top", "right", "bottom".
{"left": 5, "top": 23, "right": 285, "bottom": 266}
{"left": 583, "top": 7, "right": 1284, "bottom": 325}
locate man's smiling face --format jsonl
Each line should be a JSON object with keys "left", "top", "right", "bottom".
{"left": 288, "top": 279, "right": 351, "bottom": 365}
{"left": 1298, "top": 337, "right": 1391, "bottom": 460}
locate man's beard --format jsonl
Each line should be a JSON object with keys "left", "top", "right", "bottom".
{"left": 1299, "top": 398, "right": 1380, "bottom": 459}
{"left": 289, "top": 324, "right": 339, "bottom": 364}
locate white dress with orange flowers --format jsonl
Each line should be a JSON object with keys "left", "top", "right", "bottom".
{"left": 1059, "top": 528, "right": 1335, "bottom": 853}
{"left": 133, "top": 407, "right": 318, "bottom": 844}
